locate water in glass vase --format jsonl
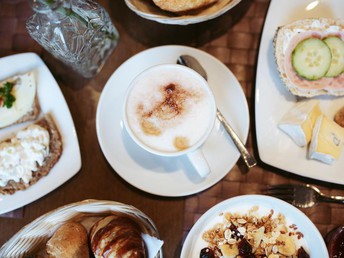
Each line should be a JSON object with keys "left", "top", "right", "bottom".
{"left": 26, "top": 0, "right": 119, "bottom": 78}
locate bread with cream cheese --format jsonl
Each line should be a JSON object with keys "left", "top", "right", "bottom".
{"left": 274, "top": 18, "right": 344, "bottom": 97}
{"left": 0, "top": 113, "right": 62, "bottom": 195}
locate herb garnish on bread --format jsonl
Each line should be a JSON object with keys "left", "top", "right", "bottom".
{"left": 0, "top": 71, "right": 40, "bottom": 128}
{"left": 0, "top": 114, "right": 62, "bottom": 195}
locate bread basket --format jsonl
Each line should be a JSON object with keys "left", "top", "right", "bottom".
{"left": 0, "top": 199, "right": 162, "bottom": 258}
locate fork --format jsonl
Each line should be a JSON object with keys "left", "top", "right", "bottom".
{"left": 265, "top": 184, "right": 344, "bottom": 208}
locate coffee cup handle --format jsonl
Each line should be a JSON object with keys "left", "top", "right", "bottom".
{"left": 186, "top": 149, "right": 210, "bottom": 178}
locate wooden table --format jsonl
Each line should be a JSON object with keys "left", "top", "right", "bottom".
{"left": 0, "top": 1, "right": 343, "bottom": 257}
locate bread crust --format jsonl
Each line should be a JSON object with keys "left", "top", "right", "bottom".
{"left": 0, "top": 114, "right": 63, "bottom": 195}
{"left": 334, "top": 106, "right": 344, "bottom": 128}
{"left": 152, "top": 0, "right": 218, "bottom": 12}
{"left": 45, "top": 222, "right": 89, "bottom": 258}
{"left": 274, "top": 18, "right": 344, "bottom": 97}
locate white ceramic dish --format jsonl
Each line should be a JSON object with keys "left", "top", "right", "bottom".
{"left": 124, "top": 0, "right": 241, "bottom": 25}
{"left": 255, "top": 0, "right": 344, "bottom": 184}
{"left": 96, "top": 45, "right": 249, "bottom": 197}
{"left": 0, "top": 200, "right": 162, "bottom": 258}
{"left": 0, "top": 53, "right": 81, "bottom": 214}
{"left": 181, "top": 194, "right": 329, "bottom": 257}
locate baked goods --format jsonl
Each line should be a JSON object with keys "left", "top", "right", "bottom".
{"left": 334, "top": 106, "right": 344, "bottom": 128}
{"left": 90, "top": 215, "right": 147, "bottom": 258}
{"left": 45, "top": 222, "right": 89, "bottom": 258}
{"left": 0, "top": 114, "right": 62, "bottom": 195}
{"left": 152, "top": 0, "right": 218, "bottom": 13}
{"left": 274, "top": 18, "right": 344, "bottom": 97}
{"left": 0, "top": 71, "right": 40, "bottom": 129}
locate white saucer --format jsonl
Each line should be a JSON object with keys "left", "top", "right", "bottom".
{"left": 96, "top": 45, "right": 249, "bottom": 197}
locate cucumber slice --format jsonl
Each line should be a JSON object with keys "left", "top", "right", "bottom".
{"left": 292, "top": 38, "right": 331, "bottom": 80}
{"left": 323, "top": 36, "right": 344, "bottom": 77}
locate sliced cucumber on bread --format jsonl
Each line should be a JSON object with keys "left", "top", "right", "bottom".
{"left": 292, "top": 38, "right": 332, "bottom": 80}
{"left": 323, "top": 36, "right": 344, "bottom": 77}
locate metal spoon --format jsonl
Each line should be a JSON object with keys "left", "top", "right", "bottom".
{"left": 177, "top": 55, "right": 257, "bottom": 169}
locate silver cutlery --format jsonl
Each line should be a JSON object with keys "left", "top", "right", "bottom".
{"left": 177, "top": 55, "right": 257, "bottom": 169}
{"left": 265, "top": 184, "right": 344, "bottom": 208}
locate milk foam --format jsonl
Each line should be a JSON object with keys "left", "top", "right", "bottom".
{"left": 125, "top": 66, "right": 213, "bottom": 153}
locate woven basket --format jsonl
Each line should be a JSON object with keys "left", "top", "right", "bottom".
{"left": 0, "top": 199, "right": 162, "bottom": 258}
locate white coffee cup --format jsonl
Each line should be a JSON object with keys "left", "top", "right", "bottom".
{"left": 123, "top": 64, "right": 216, "bottom": 178}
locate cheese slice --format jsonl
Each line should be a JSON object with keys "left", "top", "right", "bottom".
{"left": 0, "top": 72, "right": 36, "bottom": 128}
{"left": 278, "top": 100, "right": 322, "bottom": 147}
{"left": 309, "top": 115, "right": 344, "bottom": 164}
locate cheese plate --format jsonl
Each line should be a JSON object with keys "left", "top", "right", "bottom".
{"left": 255, "top": 0, "right": 344, "bottom": 184}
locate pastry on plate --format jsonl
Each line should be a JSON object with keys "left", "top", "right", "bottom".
{"left": 0, "top": 114, "right": 63, "bottom": 195}
{"left": 152, "top": 0, "right": 218, "bottom": 13}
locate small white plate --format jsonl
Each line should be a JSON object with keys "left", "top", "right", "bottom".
{"left": 124, "top": 0, "right": 241, "bottom": 25}
{"left": 0, "top": 53, "right": 81, "bottom": 214}
{"left": 181, "top": 195, "right": 329, "bottom": 257}
{"left": 255, "top": 0, "right": 344, "bottom": 184}
{"left": 96, "top": 45, "right": 249, "bottom": 197}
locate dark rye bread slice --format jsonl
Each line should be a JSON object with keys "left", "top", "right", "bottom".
{"left": 0, "top": 114, "right": 63, "bottom": 195}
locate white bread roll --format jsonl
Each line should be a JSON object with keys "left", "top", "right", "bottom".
{"left": 45, "top": 222, "right": 89, "bottom": 258}
{"left": 274, "top": 18, "right": 344, "bottom": 97}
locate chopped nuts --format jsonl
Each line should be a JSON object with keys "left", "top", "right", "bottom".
{"left": 201, "top": 206, "right": 308, "bottom": 257}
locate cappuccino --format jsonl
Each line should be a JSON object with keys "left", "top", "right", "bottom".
{"left": 124, "top": 64, "right": 215, "bottom": 154}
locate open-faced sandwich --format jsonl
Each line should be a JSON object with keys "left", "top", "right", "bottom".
{"left": 0, "top": 71, "right": 40, "bottom": 129}
{"left": 0, "top": 114, "right": 62, "bottom": 195}
{"left": 274, "top": 18, "right": 344, "bottom": 97}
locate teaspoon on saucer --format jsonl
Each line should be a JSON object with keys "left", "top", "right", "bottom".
{"left": 177, "top": 55, "right": 257, "bottom": 169}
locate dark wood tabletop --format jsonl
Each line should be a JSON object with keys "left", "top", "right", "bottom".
{"left": 0, "top": 0, "right": 344, "bottom": 257}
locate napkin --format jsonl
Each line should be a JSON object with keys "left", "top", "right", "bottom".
{"left": 142, "top": 233, "right": 164, "bottom": 258}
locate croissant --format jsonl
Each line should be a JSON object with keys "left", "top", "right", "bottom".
{"left": 90, "top": 215, "right": 147, "bottom": 258}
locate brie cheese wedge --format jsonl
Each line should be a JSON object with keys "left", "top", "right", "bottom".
{"left": 0, "top": 72, "right": 36, "bottom": 128}
{"left": 309, "top": 115, "right": 344, "bottom": 164}
{"left": 278, "top": 100, "right": 322, "bottom": 147}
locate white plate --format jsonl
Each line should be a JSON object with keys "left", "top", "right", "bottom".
{"left": 96, "top": 45, "right": 249, "bottom": 197}
{"left": 0, "top": 53, "right": 81, "bottom": 214}
{"left": 255, "top": 0, "right": 344, "bottom": 184}
{"left": 181, "top": 195, "right": 329, "bottom": 258}
{"left": 124, "top": 0, "right": 241, "bottom": 25}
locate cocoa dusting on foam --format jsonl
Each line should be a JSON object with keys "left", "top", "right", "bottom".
{"left": 137, "top": 83, "right": 202, "bottom": 136}
{"left": 173, "top": 136, "right": 189, "bottom": 151}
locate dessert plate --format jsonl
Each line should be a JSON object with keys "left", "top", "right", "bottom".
{"left": 0, "top": 53, "right": 81, "bottom": 214}
{"left": 255, "top": 0, "right": 344, "bottom": 184}
{"left": 96, "top": 45, "right": 249, "bottom": 197}
{"left": 181, "top": 195, "right": 328, "bottom": 257}
{"left": 125, "top": 0, "right": 241, "bottom": 25}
